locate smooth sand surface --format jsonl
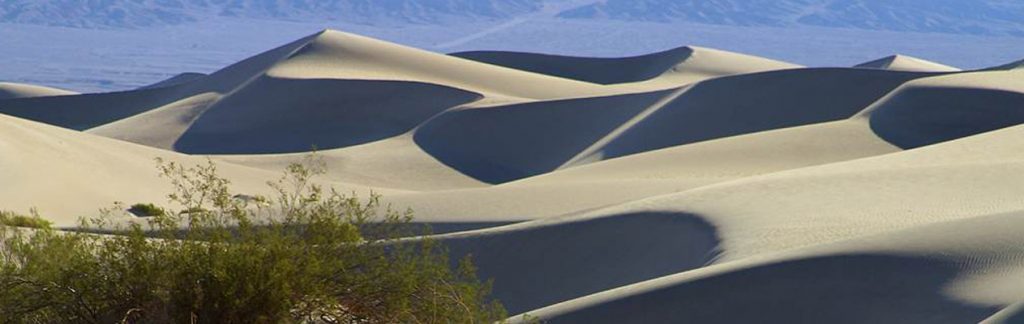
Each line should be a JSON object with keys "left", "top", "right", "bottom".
{"left": 0, "top": 113, "right": 395, "bottom": 226}
{"left": 855, "top": 54, "right": 961, "bottom": 72}
{"left": 4, "top": 30, "right": 1024, "bottom": 322}
{"left": 0, "top": 82, "right": 77, "bottom": 99}
{"left": 137, "top": 72, "right": 207, "bottom": 90}
{"left": 452, "top": 46, "right": 801, "bottom": 86}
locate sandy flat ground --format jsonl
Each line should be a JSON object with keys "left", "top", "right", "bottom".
{"left": 3, "top": 29, "right": 1024, "bottom": 322}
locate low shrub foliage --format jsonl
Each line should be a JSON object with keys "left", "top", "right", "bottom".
{"left": 0, "top": 157, "right": 505, "bottom": 323}
{"left": 0, "top": 210, "right": 50, "bottom": 229}
{"left": 127, "top": 203, "right": 166, "bottom": 217}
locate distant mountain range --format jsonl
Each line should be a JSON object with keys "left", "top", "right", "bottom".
{"left": 2, "top": 0, "right": 1024, "bottom": 37}
{"left": 559, "top": 0, "right": 1024, "bottom": 36}
{"left": 0, "top": 0, "right": 543, "bottom": 28}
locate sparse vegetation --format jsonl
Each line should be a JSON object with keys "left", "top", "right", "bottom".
{"left": 0, "top": 157, "right": 505, "bottom": 323}
{"left": 127, "top": 203, "right": 166, "bottom": 217}
{"left": 0, "top": 209, "right": 51, "bottom": 229}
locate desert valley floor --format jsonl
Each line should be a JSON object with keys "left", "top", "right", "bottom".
{"left": 3, "top": 29, "right": 1024, "bottom": 323}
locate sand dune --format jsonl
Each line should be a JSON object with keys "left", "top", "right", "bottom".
{"left": 452, "top": 46, "right": 800, "bottom": 86}
{"left": 522, "top": 212, "right": 1024, "bottom": 323}
{"left": 0, "top": 82, "right": 77, "bottom": 99}
{"left": 855, "top": 54, "right": 961, "bottom": 72}
{"left": 414, "top": 68, "right": 929, "bottom": 183}
{"left": 137, "top": 72, "right": 207, "bottom": 90}
{"left": 0, "top": 113, "right": 391, "bottom": 226}
{"left": 4, "top": 29, "right": 1024, "bottom": 323}
{"left": 860, "top": 69, "right": 1024, "bottom": 148}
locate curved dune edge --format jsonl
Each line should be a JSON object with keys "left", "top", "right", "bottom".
{"left": 434, "top": 211, "right": 721, "bottom": 314}
{"left": 0, "top": 113, "right": 401, "bottom": 226}
{"left": 0, "top": 82, "right": 78, "bottom": 99}
{"left": 451, "top": 46, "right": 800, "bottom": 86}
{"left": 855, "top": 54, "right": 961, "bottom": 72}
{"left": 858, "top": 69, "right": 1024, "bottom": 149}
{"left": 517, "top": 212, "right": 1024, "bottom": 323}
{"left": 413, "top": 68, "right": 929, "bottom": 183}
{"left": 7, "top": 28, "right": 1024, "bottom": 322}
{"left": 137, "top": 72, "right": 207, "bottom": 90}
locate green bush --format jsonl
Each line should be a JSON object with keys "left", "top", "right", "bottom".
{"left": 0, "top": 157, "right": 505, "bottom": 323}
{"left": 127, "top": 203, "right": 166, "bottom": 217}
{"left": 0, "top": 209, "right": 51, "bottom": 229}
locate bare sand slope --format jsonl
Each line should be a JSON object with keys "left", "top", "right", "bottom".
{"left": 303, "top": 69, "right": 1021, "bottom": 220}
{"left": 413, "top": 89, "right": 674, "bottom": 183}
{"left": 517, "top": 120, "right": 898, "bottom": 185}
{"left": 88, "top": 29, "right": 668, "bottom": 155}
{"left": 472, "top": 115, "right": 1024, "bottom": 318}
{"left": 0, "top": 82, "right": 77, "bottom": 99}
{"left": 136, "top": 72, "right": 207, "bottom": 90}
{"left": 855, "top": 54, "right": 961, "bottom": 72}
{"left": 375, "top": 69, "right": 1024, "bottom": 315}
{"left": 0, "top": 113, "right": 393, "bottom": 226}
{"left": 563, "top": 68, "right": 932, "bottom": 165}
{"left": 436, "top": 211, "right": 721, "bottom": 315}
{"left": 521, "top": 212, "right": 1024, "bottom": 323}
{"left": 0, "top": 33, "right": 318, "bottom": 130}
{"left": 172, "top": 78, "right": 481, "bottom": 154}
{"left": 860, "top": 69, "right": 1024, "bottom": 148}
{"left": 213, "top": 136, "right": 492, "bottom": 192}
{"left": 378, "top": 120, "right": 895, "bottom": 224}
{"left": 451, "top": 46, "right": 800, "bottom": 86}
{"left": 412, "top": 68, "right": 929, "bottom": 183}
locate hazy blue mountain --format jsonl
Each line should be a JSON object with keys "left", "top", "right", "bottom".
{"left": 0, "top": 0, "right": 543, "bottom": 28}
{"left": 559, "top": 0, "right": 1024, "bottom": 36}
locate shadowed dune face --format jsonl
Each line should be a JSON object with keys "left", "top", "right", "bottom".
{"left": 415, "top": 68, "right": 929, "bottom": 183}
{"left": 414, "top": 90, "right": 671, "bottom": 183}
{"left": 0, "top": 85, "right": 197, "bottom": 130}
{"left": 855, "top": 55, "right": 961, "bottom": 72}
{"left": 175, "top": 78, "right": 481, "bottom": 154}
{"left": 568, "top": 68, "right": 928, "bottom": 163}
{"left": 540, "top": 255, "right": 996, "bottom": 324}
{"left": 867, "top": 86, "right": 1024, "bottom": 149}
{"left": 526, "top": 212, "right": 1024, "bottom": 323}
{"left": 451, "top": 47, "right": 696, "bottom": 84}
{"left": 452, "top": 46, "right": 800, "bottom": 87}
{"left": 0, "top": 82, "right": 78, "bottom": 100}
{"left": 439, "top": 212, "right": 720, "bottom": 315}
{"left": 11, "top": 27, "right": 1024, "bottom": 323}
{"left": 0, "top": 33, "right": 319, "bottom": 131}
{"left": 136, "top": 72, "right": 207, "bottom": 90}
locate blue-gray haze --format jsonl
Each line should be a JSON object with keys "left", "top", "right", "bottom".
{"left": 2, "top": 0, "right": 1024, "bottom": 36}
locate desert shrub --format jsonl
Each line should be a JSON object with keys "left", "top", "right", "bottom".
{"left": 127, "top": 203, "right": 166, "bottom": 217}
{"left": 0, "top": 157, "right": 505, "bottom": 323}
{"left": 0, "top": 209, "right": 51, "bottom": 229}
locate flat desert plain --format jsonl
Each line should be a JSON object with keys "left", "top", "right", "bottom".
{"left": 3, "top": 30, "right": 1024, "bottom": 323}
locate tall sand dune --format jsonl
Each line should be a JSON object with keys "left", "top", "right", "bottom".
{"left": 0, "top": 82, "right": 77, "bottom": 99}
{"left": 0, "top": 33, "right": 318, "bottom": 130}
{"left": 523, "top": 212, "right": 1024, "bottom": 323}
{"left": 859, "top": 69, "right": 1024, "bottom": 148}
{"left": 413, "top": 68, "right": 929, "bottom": 183}
{"left": 437, "top": 211, "right": 720, "bottom": 314}
{"left": 137, "top": 72, "right": 207, "bottom": 90}
{"left": 414, "top": 90, "right": 673, "bottom": 183}
{"left": 0, "top": 113, "right": 392, "bottom": 226}
{"left": 7, "top": 29, "right": 1024, "bottom": 323}
{"left": 566, "top": 68, "right": 931, "bottom": 165}
{"left": 85, "top": 29, "right": 674, "bottom": 155}
{"left": 173, "top": 78, "right": 480, "bottom": 154}
{"left": 452, "top": 46, "right": 800, "bottom": 86}
{"left": 855, "top": 54, "right": 961, "bottom": 72}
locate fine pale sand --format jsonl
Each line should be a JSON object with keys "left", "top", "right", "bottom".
{"left": 0, "top": 82, "right": 78, "bottom": 99}
{"left": 855, "top": 54, "right": 962, "bottom": 72}
{"left": 3, "top": 29, "right": 1024, "bottom": 322}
